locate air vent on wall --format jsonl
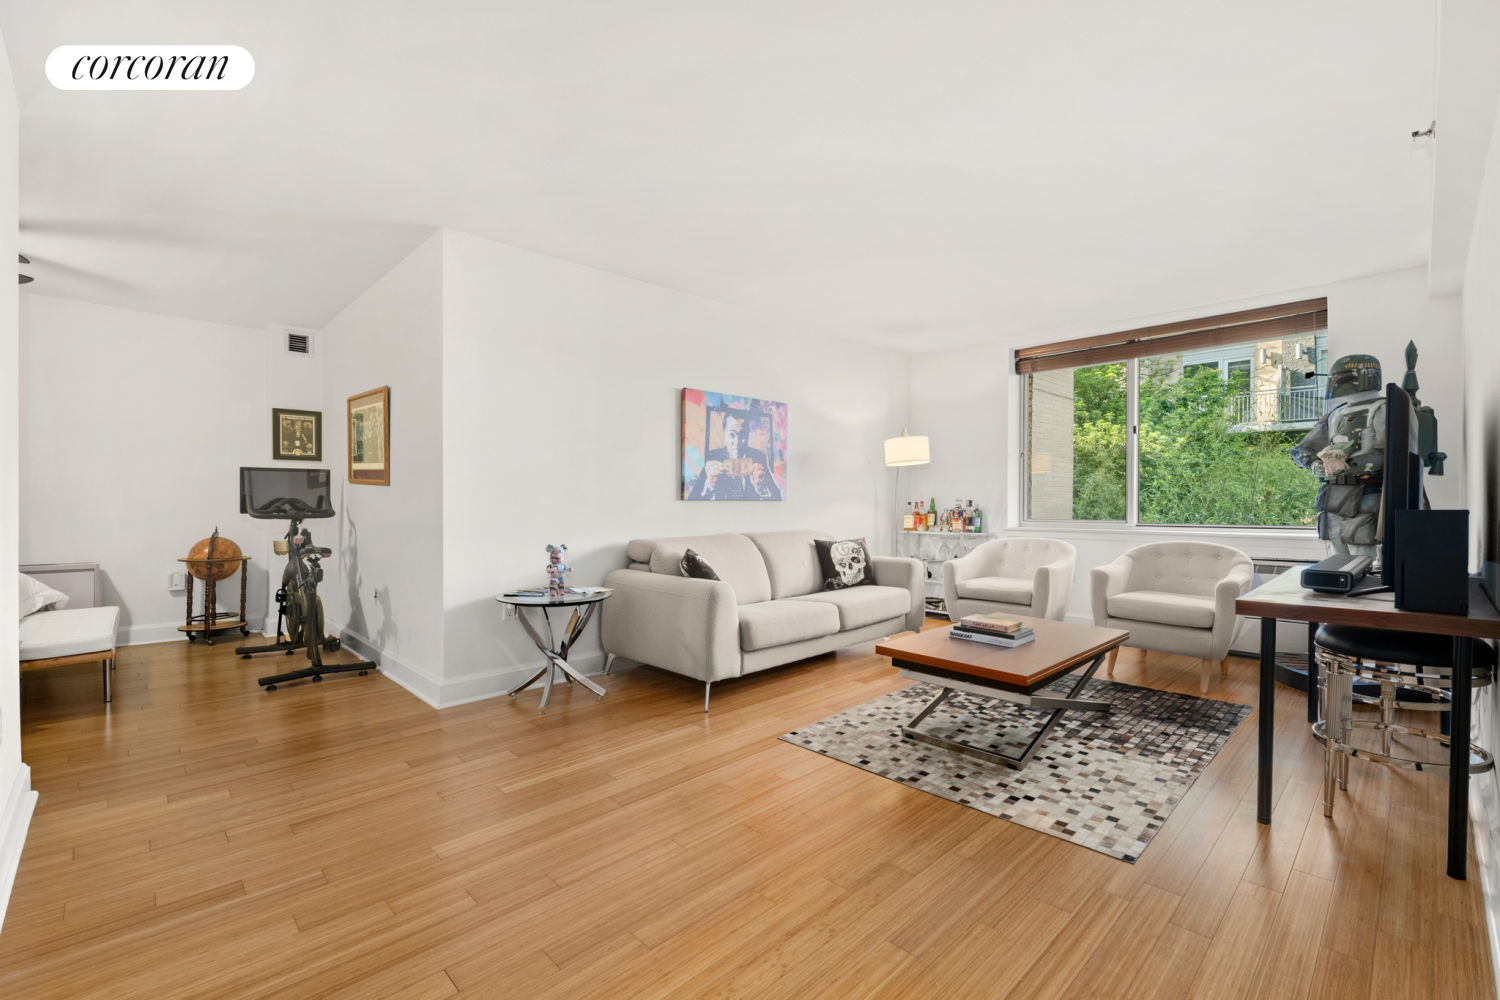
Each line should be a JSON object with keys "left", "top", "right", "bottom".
{"left": 279, "top": 326, "right": 316, "bottom": 357}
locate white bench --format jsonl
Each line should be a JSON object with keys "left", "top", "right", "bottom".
{"left": 19, "top": 563, "right": 120, "bottom": 702}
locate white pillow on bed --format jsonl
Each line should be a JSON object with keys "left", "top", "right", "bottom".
{"left": 19, "top": 573, "right": 69, "bottom": 618}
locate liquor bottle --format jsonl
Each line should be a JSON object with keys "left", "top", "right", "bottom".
{"left": 973, "top": 504, "right": 982, "bottom": 533}
{"left": 914, "top": 503, "right": 924, "bottom": 531}
{"left": 929, "top": 498, "right": 937, "bottom": 530}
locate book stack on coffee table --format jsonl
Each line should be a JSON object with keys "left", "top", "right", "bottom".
{"left": 950, "top": 613, "right": 1035, "bottom": 648}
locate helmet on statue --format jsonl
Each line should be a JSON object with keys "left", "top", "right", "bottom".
{"left": 1325, "top": 354, "right": 1382, "bottom": 399}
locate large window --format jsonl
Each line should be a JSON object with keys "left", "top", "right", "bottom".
{"left": 1021, "top": 302, "right": 1327, "bottom": 528}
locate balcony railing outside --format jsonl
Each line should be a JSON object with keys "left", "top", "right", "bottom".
{"left": 1227, "top": 388, "right": 1325, "bottom": 427}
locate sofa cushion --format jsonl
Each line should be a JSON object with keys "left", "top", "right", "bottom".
{"left": 790, "top": 586, "right": 911, "bottom": 631}
{"left": 745, "top": 530, "right": 833, "bottom": 598}
{"left": 957, "top": 575, "right": 1034, "bottom": 605}
{"left": 634, "top": 533, "right": 773, "bottom": 605}
{"left": 1107, "top": 590, "right": 1217, "bottom": 629}
{"left": 737, "top": 600, "right": 840, "bottom": 651}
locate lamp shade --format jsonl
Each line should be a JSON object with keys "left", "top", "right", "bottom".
{"left": 884, "top": 433, "right": 930, "bottom": 467}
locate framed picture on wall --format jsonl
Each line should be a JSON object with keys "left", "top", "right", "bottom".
{"left": 681, "top": 388, "right": 787, "bottom": 500}
{"left": 271, "top": 408, "right": 322, "bottom": 461}
{"left": 347, "top": 386, "right": 390, "bottom": 485}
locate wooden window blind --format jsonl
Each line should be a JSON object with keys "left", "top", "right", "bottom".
{"left": 1013, "top": 298, "right": 1328, "bottom": 374}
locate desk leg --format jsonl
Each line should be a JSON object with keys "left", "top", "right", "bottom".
{"left": 1307, "top": 620, "right": 1320, "bottom": 724}
{"left": 1449, "top": 635, "right": 1473, "bottom": 880}
{"left": 1259, "top": 616, "right": 1276, "bottom": 825}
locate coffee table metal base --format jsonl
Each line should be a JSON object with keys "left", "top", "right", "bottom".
{"left": 507, "top": 602, "right": 606, "bottom": 714}
{"left": 896, "top": 651, "right": 1111, "bottom": 769}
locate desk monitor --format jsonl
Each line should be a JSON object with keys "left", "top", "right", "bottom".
{"left": 240, "top": 467, "right": 334, "bottom": 519}
{"left": 1380, "top": 384, "right": 1421, "bottom": 586}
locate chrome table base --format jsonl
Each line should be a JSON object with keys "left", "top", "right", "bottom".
{"left": 895, "top": 652, "right": 1111, "bottom": 770}
{"left": 507, "top": 602, "right": 606, "bottom": 714}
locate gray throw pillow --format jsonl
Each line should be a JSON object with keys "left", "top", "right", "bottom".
{"left": 680, "top": 548, "right": 720, "bottom": 581}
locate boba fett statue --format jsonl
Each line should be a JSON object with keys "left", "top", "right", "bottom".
{"left": 1289, "top": 342, "right": 1444, "bottom": 558}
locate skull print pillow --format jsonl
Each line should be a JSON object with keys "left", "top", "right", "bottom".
{"left": 814, "top": 537, "right": 875, "bottom": 590}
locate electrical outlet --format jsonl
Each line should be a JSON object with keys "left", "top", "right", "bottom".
{"left": 168, "top": 571, "right": 186, "bottom": 591}
{"left": 502, "top": 604, "right": 518, "bottom": 621}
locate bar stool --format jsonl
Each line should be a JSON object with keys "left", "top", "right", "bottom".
{"left": 1312, "top": 624, "right": 1495, "bottom": 817}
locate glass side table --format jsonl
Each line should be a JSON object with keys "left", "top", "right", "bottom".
{"left": 496, "top": 590, "right": 611, "bottom": 714}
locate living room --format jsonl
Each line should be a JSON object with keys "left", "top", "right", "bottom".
{"left": 3, "top": 2, "right": 1500, "bottom": 998}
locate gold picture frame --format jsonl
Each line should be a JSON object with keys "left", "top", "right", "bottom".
{"left": 347, "top": 386, "right": 390, "bottom": 485}
{"left": 271, "top": 407, "right": 322, "bottom": 461}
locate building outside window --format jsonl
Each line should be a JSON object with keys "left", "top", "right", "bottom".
{"left": 1024, "top": 319, "right": 1327, "bottom": 528}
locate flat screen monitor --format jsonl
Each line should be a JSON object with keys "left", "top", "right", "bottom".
{"left": 240, "top": 467, "right": 335, "bottom": 519}
{"left": 1381, "top": 384, "right": 1421, "bottom": 586}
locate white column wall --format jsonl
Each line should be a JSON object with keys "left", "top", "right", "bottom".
{"left": 0, "top": 27, "right": 34, "bottom": 935}
{"left": 318, "top": 231, "right": 446, "bottom": 703}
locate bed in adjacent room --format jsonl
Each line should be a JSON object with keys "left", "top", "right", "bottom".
{"left": 18, "top": 564, "right": 120, "bottom": 703}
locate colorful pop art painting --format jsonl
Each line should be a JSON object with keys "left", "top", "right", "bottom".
{"left": 681, "top": 389, "right": 788, "bottom": 501}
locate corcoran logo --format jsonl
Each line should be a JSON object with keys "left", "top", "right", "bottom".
{"left": 45, "top": 45, "right": 254, "bottom": 90}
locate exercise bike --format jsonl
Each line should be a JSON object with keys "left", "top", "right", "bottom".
{"left": 234, "top": 468, "right": 376, "bottom": 690}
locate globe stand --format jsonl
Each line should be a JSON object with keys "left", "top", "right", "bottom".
{"left": 179, "top": 556, "right": 251, "bottom": 646}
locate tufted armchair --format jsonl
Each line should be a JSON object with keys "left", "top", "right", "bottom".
{"left": 1090, "top": 541, "right": 1253, "bottom": 693}
{"left": 942, "top": 537, "right": 1077, "bottom": 622}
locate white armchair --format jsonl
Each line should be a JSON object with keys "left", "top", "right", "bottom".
{"left": 1090, "top": 541, "right": 1253, "bottom": 693}
{"left": 942, "top": 537, "right": 1076, "bottom": 622}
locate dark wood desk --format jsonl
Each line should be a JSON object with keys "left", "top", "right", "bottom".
{"left": 1237, "top": 571, "right": 1500, "bottom": 880}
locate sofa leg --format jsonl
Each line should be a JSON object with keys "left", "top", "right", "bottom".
{"left": 1106, "top": 647, "right": 1119, "bottom": 677}
{"left": 103, "top": 658, "right": 113, "bottom": 703}
{"left": 1200, "top": 659, "right": 1210, "bottom": 694}
{"left": 603, "top": 653, "right": 616, "bottom": 675}
{"left": 704, "top": 682, "right": 711, "bottom": 713}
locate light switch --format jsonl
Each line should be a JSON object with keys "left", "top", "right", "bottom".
{"left": 168, "top": 571, "right": 186, "bottom": 591}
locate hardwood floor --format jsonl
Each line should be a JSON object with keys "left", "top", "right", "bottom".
{"left": 0, "top": 625, "right": 1491, "bottom": 999}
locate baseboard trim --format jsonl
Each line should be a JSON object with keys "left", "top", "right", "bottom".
{"left": 0, "top": 765, "right": 38, "bottom": 936}
{"left": 334, "top": 625, "right": 442, "bottom": 708}
{"left": 331, "top": 623, "right": 608, "bottom": 710}
{"left": 437, "top": 651, "right": 608, "bottom": 710}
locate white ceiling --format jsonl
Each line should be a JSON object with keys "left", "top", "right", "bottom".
{"left": 0, "top": 2, "right": 1437, "bottom": 349}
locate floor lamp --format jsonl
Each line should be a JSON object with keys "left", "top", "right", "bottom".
{"left": 884, "top": 428, "right": 930, "bottom": 555}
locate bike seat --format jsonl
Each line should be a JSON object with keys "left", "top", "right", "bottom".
{"left": 304, "top": 546, "right": 333, "bottom": 558}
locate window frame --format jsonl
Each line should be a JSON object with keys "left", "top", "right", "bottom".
{"left": 1016, "top": 341, "right": 1324, "bottom": 536}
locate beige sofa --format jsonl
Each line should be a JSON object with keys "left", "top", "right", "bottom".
{"left": 602, "top": 531, "right": 924, "bottom": 709}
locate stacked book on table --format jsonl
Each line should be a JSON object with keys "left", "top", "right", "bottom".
{"left": 950, "top": 613, "right": 1035, "bottom": 648}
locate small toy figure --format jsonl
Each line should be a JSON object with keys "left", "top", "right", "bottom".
{"left": 545, "top": 544, "right": 569, "bottom": 597}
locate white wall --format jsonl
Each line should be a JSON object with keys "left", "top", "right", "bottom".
{"left": 18, "top": 294, "right": 276, "bottom": 643}
{"left": 909, "top": 265, "right": 1466, "bottom": 650}
{"left": 1461, "top": 87, "right": 1500, "bottom": 999}
{"left": 439, "top": 229, "right": 911, "bottom": 706}
{"left": 0, "top": 27, "right": 33, "bottom": 935}
{"left": 319, "top": 232, "right": 445, "bottom": 702}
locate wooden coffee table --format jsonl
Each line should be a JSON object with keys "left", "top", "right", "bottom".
{"left": 875, "top": 619, "right": 1130, "bottom": 769}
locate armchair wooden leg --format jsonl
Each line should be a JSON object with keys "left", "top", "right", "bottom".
{"left": 1201, "top": 659, "right": 1210, "bottom": 694}
{"left": 1106, "top": 647, "right": 1119, "bottom": 677}
{"left": 1221, "top": 655, "right": 1230, "bottom": 677}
